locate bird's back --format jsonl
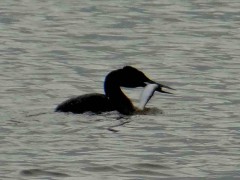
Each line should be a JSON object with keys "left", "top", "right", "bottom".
{"left": 55, "top": 93, "right": 114, "bottom": 114}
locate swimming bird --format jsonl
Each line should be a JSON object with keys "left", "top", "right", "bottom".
{"left": 55, "top": 66, "right": 173, "bottom": 115}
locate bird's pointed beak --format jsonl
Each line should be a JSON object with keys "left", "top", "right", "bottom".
{"left": 145, "top": 80, "right": 175, "bottom": 94}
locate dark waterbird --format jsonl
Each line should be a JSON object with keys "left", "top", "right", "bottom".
{"left": 55, "top": 66, "right": 173, "bottom": 115}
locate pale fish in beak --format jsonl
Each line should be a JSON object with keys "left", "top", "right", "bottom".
{"left": 138, "top": 84, "right": 159, "bottom": 110}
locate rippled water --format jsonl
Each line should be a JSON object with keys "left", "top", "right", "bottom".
{"left": 1, "top": 0, "right": 240, "bottom": 179}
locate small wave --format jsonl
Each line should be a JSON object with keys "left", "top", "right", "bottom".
{"left": 20, "top": 169, "right": 69, "bottom": 177}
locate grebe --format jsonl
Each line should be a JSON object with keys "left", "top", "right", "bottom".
{"left": 55, "top": 66, "right": 173, "bottom": 115}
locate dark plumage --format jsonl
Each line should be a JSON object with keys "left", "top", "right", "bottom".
{"left": 55, "top": 66, "right": 173, "bottom": 115}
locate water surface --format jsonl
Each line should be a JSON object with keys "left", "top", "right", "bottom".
{"left": 0, "top": 0, "right": 240, "bottom": 179}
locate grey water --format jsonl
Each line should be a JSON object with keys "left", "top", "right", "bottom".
{"left": 0, "top": 0, "right": 240, "bottom": 179}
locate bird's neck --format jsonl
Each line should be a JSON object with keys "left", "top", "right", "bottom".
{"left": 104, "top": 71, "right": 135, "bottom": 115}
